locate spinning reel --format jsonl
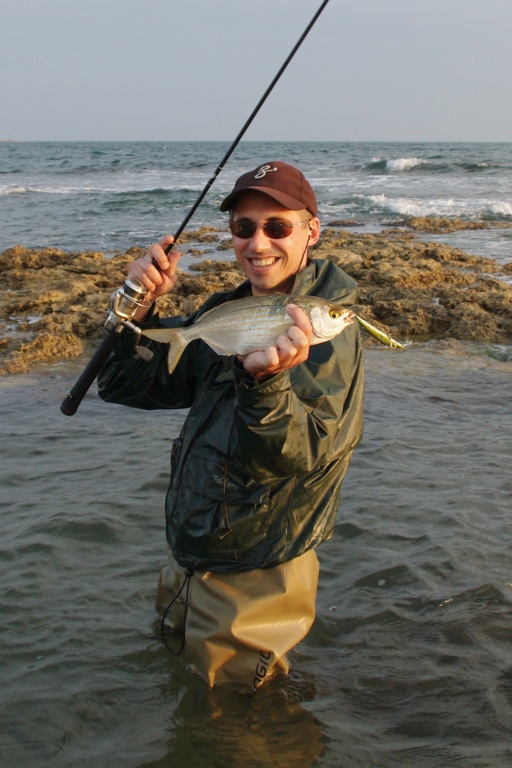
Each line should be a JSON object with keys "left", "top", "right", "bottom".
{"left": 105, "top": 277, "right": 154, "bottom": 361}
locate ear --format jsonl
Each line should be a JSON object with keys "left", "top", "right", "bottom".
{"left": 307, "top": 217, "right": 321, "bottom": 246}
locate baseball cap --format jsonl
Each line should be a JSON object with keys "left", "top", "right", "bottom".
{"left": 220, "top": 161, "right": 317, "bottom": 216}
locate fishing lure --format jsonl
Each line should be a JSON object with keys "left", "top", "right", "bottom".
{"left": 355, "top": 316, "right": 404, "bottom": 349}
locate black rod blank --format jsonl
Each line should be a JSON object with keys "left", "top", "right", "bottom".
{"left": 166, "top": 0, "right": 331, "bottom": 252}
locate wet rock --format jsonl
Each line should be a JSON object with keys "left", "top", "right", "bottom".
{"left": 401, "top": 217, "right": 490, "bottom": 233}
{"left": 1, "top": 228, "right": 511, "bottom": 374}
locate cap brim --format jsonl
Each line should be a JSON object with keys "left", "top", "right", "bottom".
{"left": 220, "top": 185, "right": 315, "bottom": 214}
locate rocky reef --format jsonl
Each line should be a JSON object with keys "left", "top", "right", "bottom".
{"left": 1, "top": 220, "right": 511, "bottom": 374}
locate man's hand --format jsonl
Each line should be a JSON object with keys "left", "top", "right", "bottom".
{"left": 128, "top": 235, "right": 183, "bottom": 322}
{"left": 238, "top": 304, "right": 313, "bottom": 381}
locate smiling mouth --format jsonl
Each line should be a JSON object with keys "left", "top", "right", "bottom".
{"left": 249, "top": 257, "right": 278, "bottom": 268}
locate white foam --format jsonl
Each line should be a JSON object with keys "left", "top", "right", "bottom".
{"left": 488, "top": 201, "right": 512, "bottom": 217}
{"left": 0, "top": 183, "right": 86, "bottom": 196}
{"left": 367, "top": 156, "right": 429, "bottom": 172}
{"left": 386, "top": 157, "right": 429, "bottom": 172}
{"left": 0, "top": 185, "right": 29, "bottom": 196}
{"left": 356, "top": 193, "right": 512, "bottom": 219}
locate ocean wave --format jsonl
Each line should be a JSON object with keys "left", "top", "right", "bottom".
{"left": 0, "top": 184, "right": 199, "bottom": 199}
{"left": 0, "top": 185, "right": 30, "bottom": 196}
{"left": 362, "top": 157, "right": 500, "bottom": 175}
{"left": 0, "top": 183, "right": 89, "bottom": 197}
{"left": 2, "top": 142, "right": 512, "bottom": 256}
{"left": 486, "top": 201, "right": 512, "bottom": 217}
{"left": 353, "top": 193, "right": 512, "bottom": 220}
{"left": 460, "top": 161, "right": 499, "bottom": 172}
{"left": 364, "top": 157, "right": 434, "bottom": 173}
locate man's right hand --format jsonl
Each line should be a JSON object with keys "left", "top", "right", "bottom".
{"left": 128, "top": 235, "right": 183, "bottom": 322}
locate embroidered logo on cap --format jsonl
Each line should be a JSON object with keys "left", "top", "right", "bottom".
{"left": 254, "top": 164, "right": 278, "bottom": 179}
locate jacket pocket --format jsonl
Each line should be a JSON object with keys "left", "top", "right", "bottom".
{"left": 172, "top": 446, "right": 271, "bottom": 567}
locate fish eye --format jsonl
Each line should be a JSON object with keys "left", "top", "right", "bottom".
{"left": 329, "top": 309, "right": 341, "bottom": 319}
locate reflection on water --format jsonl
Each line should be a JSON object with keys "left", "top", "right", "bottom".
{"left": 1, "top": 344, "right": 512, "bottom": 767}
{"left": 139, "top": 673, "right": 325, "bottom": 768}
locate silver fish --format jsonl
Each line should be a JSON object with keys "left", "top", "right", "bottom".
{"left": 141, "top": 294, "right": 355, "bottom": 373}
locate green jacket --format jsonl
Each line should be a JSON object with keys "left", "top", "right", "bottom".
{"left": 98, "top": 258, "right": 364, "bottom": 572}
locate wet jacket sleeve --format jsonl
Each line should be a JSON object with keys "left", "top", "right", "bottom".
{"left": 97, "top": 316, "right": 198, "bottom": 410}
{"left": 233, "top": 321, "right": 364, "bottom": 480}
{"left": 97, "top": 291, "right": 234, "bottom": 410}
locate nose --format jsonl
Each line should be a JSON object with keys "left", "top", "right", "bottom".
{"left": 249, "top": 223, "right": 273, "bottom": 252}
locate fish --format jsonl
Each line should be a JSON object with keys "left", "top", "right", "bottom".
{"left": 140, "top": 294, "right": 355, "bottom": 373}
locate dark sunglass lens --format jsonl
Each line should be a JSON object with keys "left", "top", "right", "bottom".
{"left": 230, "top": 220, "right": 256, "bottom": 238}
{"left": 264, "top": 220, "right": 294, "bottom": 239}
{"left": 230, "top": 219, "right": 299, "bottom": 239}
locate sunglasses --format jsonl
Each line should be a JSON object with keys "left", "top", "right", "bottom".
{"left": 229, "top": 217, "right": 311, "bottom": 240}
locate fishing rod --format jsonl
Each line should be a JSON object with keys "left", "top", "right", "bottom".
{"left": 164, "top": 0, "right": 333, "bottom": 253}
{"left": 60, "top": 0, "right": 401, "bottom": 416}
{"left": 60, "top": 0, "right": 332, "bottom": 416}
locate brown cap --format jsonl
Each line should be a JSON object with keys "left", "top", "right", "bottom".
{"left": 220, "top": 161, "right": 317, "bottom": 216}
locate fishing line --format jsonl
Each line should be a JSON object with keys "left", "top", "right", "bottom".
{"left": 60, "top": 0, "right": 333, "bottom": 416}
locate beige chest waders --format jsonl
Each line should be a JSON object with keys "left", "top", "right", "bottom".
{"left": 156, "top": 549, "right": 319, "bottom": 689}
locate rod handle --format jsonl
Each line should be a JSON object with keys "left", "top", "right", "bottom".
{"left": 60, "top": 328, "right": 122, "bottom": 416}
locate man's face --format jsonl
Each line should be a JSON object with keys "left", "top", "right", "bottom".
{"left": 230, "top": 191, "right": 320, "bottom": 295}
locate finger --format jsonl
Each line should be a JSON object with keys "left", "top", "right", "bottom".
{"left": 286, "top": 304, "right": 313, "bottom": 341}
{"left": 251, "top": 346, "right": 280, "bottom": 369}
{"left": 238, "top": 346, "right": 280, "bottom": 377}
{"left": 166, "top": 248, "right": 183, "bottom": 273}
{"left": 275, "top": 334, "right": 297, "bottom": 357}
{"left": 128, "top": 265, "right": 159, "bottom": 295}
{"left": 159, "top": 234, "right": 175, "bottom": 251}
{"left": 274, "top": 335, "right": 305, "bottom": 368}
{"left": 150, "top": 241, "right": 183, "bottom": 275}
{"left": 285, "top": 325, "right": 309, "bottom": 354}
{"left": 263, "top": 346, "right": 280, "bottom": 368}
{"left": 147, "top": 243, "right": 170, "bottom": 272}
{"left": 127, "top": 257, "right": 168, "bottom": 297}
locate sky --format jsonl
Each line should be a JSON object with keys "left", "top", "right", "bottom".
{"left": 1, "top": 0, "right": 512, "bottom": 142}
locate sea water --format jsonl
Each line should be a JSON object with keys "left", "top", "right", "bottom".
{"left": 1, "top": 142, "right": 512, "bottom": 767}
{"left": 1, "top": 140, "right": 512, "bottom": 266}
{"left": 1, "top": 348, "right": 511, "bottom": 768}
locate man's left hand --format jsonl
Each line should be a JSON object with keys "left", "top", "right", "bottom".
{"left": 238, "top": 304, "right": 312, "bottom": 381}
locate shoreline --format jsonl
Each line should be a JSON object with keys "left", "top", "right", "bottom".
{"left": 1, "top": 220, "right": 511, "bottom": 375}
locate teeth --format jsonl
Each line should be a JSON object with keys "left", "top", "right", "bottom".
{"left": 251, "top": 258, "right": 276, "bottom": 267}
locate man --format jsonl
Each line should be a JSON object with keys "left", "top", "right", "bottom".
{"left": 98, "top": 161, "right": 364, "bottom": 688}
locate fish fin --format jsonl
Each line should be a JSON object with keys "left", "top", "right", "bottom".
{"left": 141, "top": 328, "right": 177, "bottom": 342}
{"left": 166, "top": 332, "right": 189, "bottom": 373}
{"left": 140, "top": 327, "right": 189, "bottom": 373}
